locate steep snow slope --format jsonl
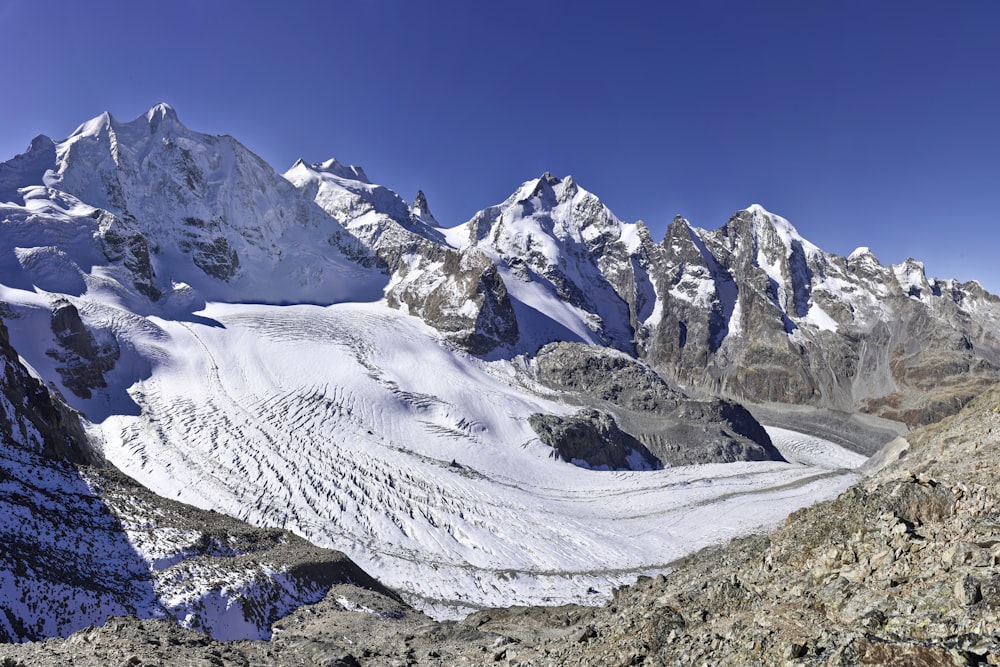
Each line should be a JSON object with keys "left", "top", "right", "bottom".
{"left": 445, "top": 172, "right": 637, "bottom": 354}
{"left": 283, "top": 158, "right": 446, "bottom": 253}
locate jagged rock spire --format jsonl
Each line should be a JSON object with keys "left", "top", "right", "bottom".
{"left": 410, "top": 189, "right": 439, "bottom": 226}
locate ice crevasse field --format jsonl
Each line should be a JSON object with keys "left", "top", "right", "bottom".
{"left": 32, "top": 295, "right": 865, "bottom": 620}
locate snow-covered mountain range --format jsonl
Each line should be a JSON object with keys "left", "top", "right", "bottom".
{"left": 0, "top": 104, "right": 996, "bottom": 637}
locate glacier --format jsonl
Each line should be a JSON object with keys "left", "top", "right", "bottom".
{"left": 10, "top": 102, "right": 987, "bottom": 627}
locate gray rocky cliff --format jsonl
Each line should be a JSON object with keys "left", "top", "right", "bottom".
{"left": 0, "top": 313, "right": 95, "bottom": 466}
{"left": 529, "top": 408, "right": 660, "bottom": 470}
{"left": 386, "top": 247, "right": 520, "bottom": 353}
{"left": 527, "top": 342, "right": 782, "bottom": 465}
{"left": 46, "top": 298, "right": 120, "bottom": 400}
{"left": 632, "top": 207, "right": 1000, "bottom": 428}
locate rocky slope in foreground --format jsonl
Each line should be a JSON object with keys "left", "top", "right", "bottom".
{"left": 5, "top": 386, "right": 999, "bottom": 665}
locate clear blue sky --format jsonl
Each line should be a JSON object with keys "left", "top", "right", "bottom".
{"left": 2, "top": 0, "right": 998, "bottom": 292}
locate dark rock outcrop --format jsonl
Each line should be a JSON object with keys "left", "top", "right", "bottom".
{"left": 530, "top": 342, "right": 782, "bottom": 465}
{"left": 46, "top": 298, "right": 119, "bottom": 400}
{"left": 529, "top": 409, "right": 660, "bottom": 470}
{"left": 94, "top": 210, "right": 160, "bottom": 300}
{"left": 0, "top": 314, "right": 94, "bottom": 465}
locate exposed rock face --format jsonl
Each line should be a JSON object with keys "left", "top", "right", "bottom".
{"left": 46, "top": 298, "right": 119, "bottom": 399}
{"left": 529, "top": 342, "right": 782, "bottom": 465}
{"left": 532, "top": 341, "right": 681, "bottom": 412}
{"left": 0, "top": 314, "right": 93, "bottom": 465}
{"left": 179, "top": 217, "right": 241, "bottom": 281}
{"left": 387, "top": 247, "right": 520, "bottom": 354}
{"left": 410, "top": 189, "right": 437, "bottom": 226}
{"left": 529, "top": 409, "right": 660, "bottom": 470}
{"left": 438, "top": 172, "right": 640, "bottom": 355}
{"left": 93, "top": 210, "right": 160, "bottom": 300}
{"left": 635, "top": 207, "right": 1000, "bottom": 427}
{"left": 285, "top": 159, "right": 520, "bottom": 354}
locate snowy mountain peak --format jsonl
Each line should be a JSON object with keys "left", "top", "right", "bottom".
{"left": 736, "top": 204, "right": 820, "bottom": 257}
{"left": 509, "top": 172, "right": 576, "bottom": 206}
{"left": 26, "top": 133, "right": 56, "bottom": 155}
{"left": 412, "top": 189, "right": 430, "bottom": 214}
{"left": 63, "top": 104, "right": 181, "bottom": 145}
{"left": 3, "top": 105, "right": 385, "bottom": 306}
{"left": 285, "top": 158, "right": 370, "bottom": 184}
{"left": 0, "top": 134, "right": 57, "bottom": 204}
{"left": 892, "top": 258, "right": 931, "bottom": 298}
{"left": 744, "top": 203, "right": 797, "bottom": 237}
{"left": 526, "top": 173, "right": 557, "bottom": 201}
{"left": 311, "top": 158, "right": 370, "bottom": 184}
{"left": 503, "top": 173, "right": 601, "bottom": 219}
{"left": 848, "top": 246, "right": 882, "bottom": 266}
{"left": 145, "top": 102, "right": 178, "bottom": 123}
{"left": 142, "top": 102, "right": 179, "bottom": 134}
{"left": 66, "top": 110, "right": 115, "bottom": 142}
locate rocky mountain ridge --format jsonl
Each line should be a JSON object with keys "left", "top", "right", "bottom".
{"left": 280, "top": 129, "right": 1000, "bottom": 429}
{"left": 3, "top": 104, "right": 995, "bottom": 432}
{"left": 0, "top": 104, "right": 789, "bottom": 468}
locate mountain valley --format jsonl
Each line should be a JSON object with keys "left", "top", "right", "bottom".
{"left": 0, "top": 104, "right": 998, "bottom": 664}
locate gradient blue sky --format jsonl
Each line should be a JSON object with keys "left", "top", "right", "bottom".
{"left": 2, "top": 1, "right": 998, "bottom": 291}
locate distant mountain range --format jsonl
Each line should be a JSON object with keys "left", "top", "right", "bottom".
{"left": 0, "top": 104, "right": 997, "bottom": 640}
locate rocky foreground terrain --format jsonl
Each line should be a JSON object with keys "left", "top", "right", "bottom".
{"left": 2, "top": 386, "right": 998, "bottom": 665}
